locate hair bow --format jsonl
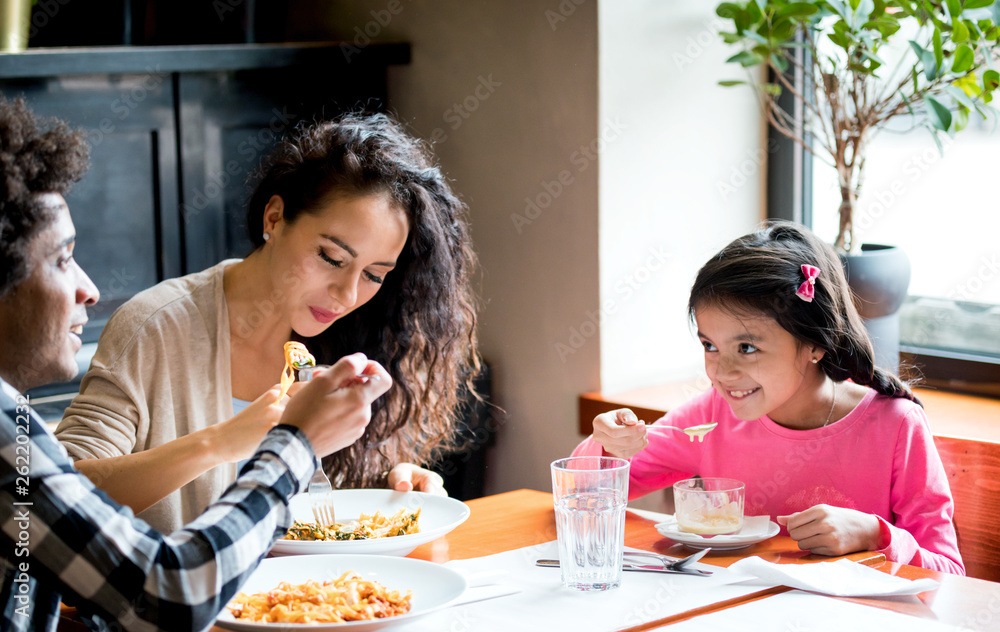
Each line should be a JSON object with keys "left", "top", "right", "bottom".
{"left": 796, "top": 264, "right": 821, "bottom": 302}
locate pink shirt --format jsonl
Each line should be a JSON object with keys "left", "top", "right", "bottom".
{"left": 573, "top": 388, "right": 964, "bottom": 574}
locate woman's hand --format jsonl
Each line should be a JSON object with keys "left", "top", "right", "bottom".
{"left": 279, "top": 353, "right": 392, "bottom": 458}
{"left": 591, "top": 408, "right": 648, "bottom": 459}
{"left": 777, "top": 504, "right": 881, "bottom": 556}
{"left": 388, "top": 463, "right": 446, "bottom": 495}
{"left": 212, "top": 383, "right": 304, "bottom": 463}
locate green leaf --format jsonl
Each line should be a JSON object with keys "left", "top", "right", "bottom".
{"left": 964, "top": 0, "right": 996, "bottom": 9}
{"left": 952, "top": 19, "right": 969, "bottom": 43}
{"left": 763, "top": 83, "right": 783, "bottom": 96}
{"left": 933, "top": 26, "right": 944, "bottom": 71}
{"left": 716, "top": 2, "right": 742, "bottom": 19}
{"left": 954, "top": 105, "right": 970, "bottom": 131}
{"left": 718, "top": 80, "right": 748, "bottom": 87}
{"left": 771, "top": 53, "right": 790, "bottom": 72}
{"left": 946, "top": 84, "right": 976, "bottom": 110}
{"left": 951, "top": 44, "right": 974, "bottom": 72}
{"left": 863, "top": 17, "right": 902, "bottom": 37}
{"left": 945, "top": 0, "right": 961, "bottom": 21}
{"left": 753, "top": 0, "right": 767, "bottom": 13}
{"left": 909, "top": 40, "right": 939, "bottom": 80}
{"left": 727, "top": 51, "right": 765, "bottom": 66}
{"left": 776, "top": 3, "right": 820, "bottom": 19}
{"left": 927, "top": 125, "right": 945, "bottom": 155}
{"left": 826, "top": 0, "right": 849, "bottom": 20}
{"left": 721, "top": 31, "right": 745, "bottom": 44}
{"left": 925, "top": 95, "right": 953, "bottom": 131}
{"left": 953, "top": 71, "right": 981, "bottom": 96}
{"left": 985, "top": 69, "right": 1000, "bottom": 91}
{"left": 829, "top": 31, "right": 853, "bottom": 49}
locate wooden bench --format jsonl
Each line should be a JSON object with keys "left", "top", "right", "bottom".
{"left": 579, "top": 382, "right": 1000, "bottom": 582}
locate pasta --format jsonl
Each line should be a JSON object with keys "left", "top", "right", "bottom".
{"left": 278, "top": 341, "right": 315, "bottom": 400}
{"left": 227, "top": 572, "right": 412, "bottom": 623}
{"left": 284, "top": 508, "right": 421, "bottom": 541}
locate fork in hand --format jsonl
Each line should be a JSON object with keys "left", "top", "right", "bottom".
{"left": 308, "top": 467, "right": 336, "bottom": 528}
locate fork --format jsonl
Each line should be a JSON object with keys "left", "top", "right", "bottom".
{"left": 308, "top": 467, "right": 336, "bottom": 527}
{"left": 623, "top": 547, "right": 712, "bottom": 574}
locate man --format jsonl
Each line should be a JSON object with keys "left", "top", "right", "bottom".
{"left": 0, "top": 96, "right": 392, "bottom": 631}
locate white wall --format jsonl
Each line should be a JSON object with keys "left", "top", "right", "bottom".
{"left": 289, "top": 0, "right": 765, "bottom": 496}
{"left": 598, "top": 1, "right": 766, "bottom": 394}
{"left": 290, "top": 0, "right": 601, "bottom": 494}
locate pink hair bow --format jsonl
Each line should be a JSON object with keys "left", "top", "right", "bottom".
{"left": 796, "top": 264, "right": 821, "bottom": 302}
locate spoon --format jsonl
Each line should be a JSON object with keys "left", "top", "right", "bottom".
{"left": 644, "top": 422, "right": 718, "bottom": 442}
{"left": 624, "top": 547, "right": 711, "bottom": 572}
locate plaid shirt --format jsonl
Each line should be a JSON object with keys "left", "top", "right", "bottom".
{"left": 0, "top": 378, "right": 317, "bottom": 631}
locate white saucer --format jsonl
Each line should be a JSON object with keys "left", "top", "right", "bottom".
{"left": 654, "top": 515, "right": 780, "bottom": 551}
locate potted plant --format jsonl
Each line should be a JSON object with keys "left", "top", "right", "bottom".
{"left": 716, "top": 0, "right": 1000, "bottom": 371}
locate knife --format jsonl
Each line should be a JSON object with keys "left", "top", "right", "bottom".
{"left": 535, "top": 560, "right": 712, "bottom": 576}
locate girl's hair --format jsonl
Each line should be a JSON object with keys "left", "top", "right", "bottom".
{"left": 0, "top": 96, "right": 89, "bottom": 296}
{"left": 246, "top": 112, "right": 481, "bottom": 487}
{"left": 687, "top": 220, "right": 918, "bottom": 404}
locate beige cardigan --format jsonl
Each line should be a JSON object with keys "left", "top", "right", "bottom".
{"left": 56, "top": 260, "right": 240, "bottom": 534}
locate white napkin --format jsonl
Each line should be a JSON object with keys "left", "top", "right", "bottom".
{"left": 657, "top": 514, "right": 772, "bottom": 542}
{"left": 726, "top": 556, "right": 940, "bottom": 597}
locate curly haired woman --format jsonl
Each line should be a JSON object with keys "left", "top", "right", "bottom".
{"left": 55, "top": 113, "right": 480, "bottom": 533}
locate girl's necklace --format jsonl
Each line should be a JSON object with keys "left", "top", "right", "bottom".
{"left": 821, "top": 381, "right": 838, "bottom": 427}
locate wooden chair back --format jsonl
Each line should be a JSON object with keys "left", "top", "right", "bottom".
{"left": 934, "top": 436, "right": 1000, "bottom": 582}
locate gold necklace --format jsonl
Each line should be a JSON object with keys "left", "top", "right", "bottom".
{"left": 821, "top": 381, "right": 838, "bottom": 427}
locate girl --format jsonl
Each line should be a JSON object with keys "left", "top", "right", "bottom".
{"left": 575, "top": 221, "right": 963, "bottom": 574}
{"left": 56, "top": 113, "right": 480, "bottom": 533}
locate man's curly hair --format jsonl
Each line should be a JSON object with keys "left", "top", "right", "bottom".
{"left": 0, "top": 95, "right": 89, "bottom": 296}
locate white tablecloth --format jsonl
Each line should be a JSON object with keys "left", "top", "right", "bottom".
{"left": 403, "top": 540, "right": 772, "bottom": 632}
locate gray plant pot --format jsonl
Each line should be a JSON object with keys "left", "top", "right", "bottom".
{"left": 840, "top": 244, "right": 911, "bottom": 375}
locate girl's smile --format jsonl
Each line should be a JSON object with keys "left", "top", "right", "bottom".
{"left": 695, "top": 303, "right": 831, "bottom": 428}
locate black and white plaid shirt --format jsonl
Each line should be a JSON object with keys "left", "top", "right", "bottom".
{"left": 0, "top": 378, "right": 317, "bottom": 631}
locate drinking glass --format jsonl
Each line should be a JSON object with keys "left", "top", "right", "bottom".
{"left": 673, "top": 477, "right": 745, "bottom": 535}
{"left": 550, "top": 456, "right": 629, "bottom": 591}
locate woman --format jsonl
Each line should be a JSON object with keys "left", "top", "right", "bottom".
{"left": 55, "top": 113, "right": 480, "bottom": 533}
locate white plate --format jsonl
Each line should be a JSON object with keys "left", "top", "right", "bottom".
{"left": 215, "top": 554, "right": 467, "bottom": 631}
{"left": 654, "top": 517, "right": 781, "bottom": 551}
{"left": 269, "top": 489, "right": 470, "bottom": 557}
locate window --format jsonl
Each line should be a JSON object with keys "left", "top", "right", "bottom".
{"left": 766, "top": 34, "right": 1000, "bottom": 395}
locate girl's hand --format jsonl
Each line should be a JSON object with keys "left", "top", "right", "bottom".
{"left": 213, "top": 383, "right": 304, "bottom": 463}
{"left": 388, "top": 463, "right": 447, "bottom": 496}
{"left": 592, "top": 408, "right": 648, "bottom": 459}
{"left": 777, "top": 504, "right": 881, "bottom": 556}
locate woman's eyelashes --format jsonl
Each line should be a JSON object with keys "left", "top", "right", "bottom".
{"left": 318, "top": 248, "right": 344, "bottom": 268}
{"left": 318, "top": 248, "right": 384, "bottom": 284}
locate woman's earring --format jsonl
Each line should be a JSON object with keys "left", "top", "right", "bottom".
{"left": 811, "top": 358, "right": 819, "bottom": 364}
{"left": 263, "top": 232, "right": 270, "bottom": 241}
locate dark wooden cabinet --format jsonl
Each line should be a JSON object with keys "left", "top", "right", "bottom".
{"left": 1, "top": 43, "right": 410, "bottom": 412}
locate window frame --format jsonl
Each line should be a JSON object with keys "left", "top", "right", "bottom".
{"left": 764, "top": 42, "right": 1000, "bottom": 398}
